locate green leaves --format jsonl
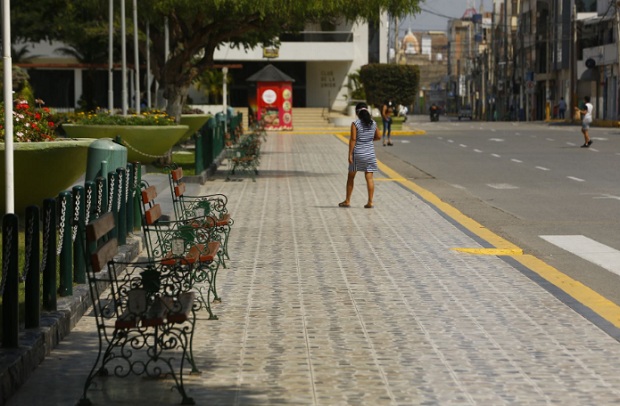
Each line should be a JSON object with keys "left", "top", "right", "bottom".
{"left": 359, "top": 64, "right": 420, "bottom": 107}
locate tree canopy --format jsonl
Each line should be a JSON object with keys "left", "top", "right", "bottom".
{"left": 11, "top": 0, "right": 423, "bottom": 118}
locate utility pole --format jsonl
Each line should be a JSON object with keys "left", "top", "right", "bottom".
{"left": 615, "top": 1, "right": 620, "bottom": 119}
{"left": 570, "top": 4, "right": 577, "bottom": 120}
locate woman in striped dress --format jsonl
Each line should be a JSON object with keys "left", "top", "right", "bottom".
{"left": 339, "top": 102, "right": 381, "bottom": 208}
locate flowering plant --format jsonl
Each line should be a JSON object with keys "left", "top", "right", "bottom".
{"left": 0, "top": 101, "right": 57, "bottom": 142}
{"left": 65, "top": 109, "right": 178, "bottom": 126}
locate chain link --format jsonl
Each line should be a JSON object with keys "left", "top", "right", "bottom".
{"left": 1, "top": 224, "right": 13, "bottom": 295}
{"left": 56, "top": 197, "right": 67, "bottom": 256}
{"left": 133, "top": 166, "right": 139, "bottom": 198}
{"left": 108, "top": 175, "right": 115, "bottom": 213}
{"left": 120, "top": 138, "right": 171, "bottom": 159}
{"left": 96, "top": 181, "right": 104, "bottom": 217}
{"left": 117, "top": 171, "right": 123, "bottom": 213}
{"left": 22, "top": 215, "right": 35, "bottom": 282}
{"left": 125, "top": 168, "right": 130, "bottom": 204}
{"left": 40, "top": 206, "right": 52, "bottom": 273}
{"left": 85, "top": 186, "right": 92, "bottom": 225}
{"left": 72, "top": 192, "right": 80, "bottom": 243}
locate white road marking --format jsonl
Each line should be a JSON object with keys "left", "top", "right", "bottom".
{"left": 511, "top": 159, "right": 523, "bottom": 163}
{"left": 536, "top": 166, "right": 550, "bottom": 171}
{"left": 491, "top": 153, "right": 501, "bottom": 158}
{"left": 592, "top": 194, "right": 620, "bottom": 201}
{"left": 567, "top": 142, "right": 577, "bottom": 146}
{"left": 540, "top": 235, "right": 620, "bottom": 277}
{"left": 460, "top": 144, "right": 467, "bottom": 148}
{"left": 567, "top": 176, "right": 585, "bottom": 182}
{"left": 473, "top": 149, "right": 483, "bottom": 153}
{"left": 489, "top": 138, "right": 504, "bottom": 142}
{"left": 448, "top": 139, "right": 454, "bottom": 143}
{"left": 400, "top": 140, "right": 411, "bottom": 143}
{"left": 487, "top": 183, "right": 519, "bottom": 189}
{"left": 546, "top": 138, "right": 555, "bottom": 141}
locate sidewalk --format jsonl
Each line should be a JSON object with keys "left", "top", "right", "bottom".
{"left": 8, "top": 132, "right": 620, "bottom": 405}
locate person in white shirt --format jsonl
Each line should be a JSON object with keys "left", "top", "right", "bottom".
{"left": 575, "top": 96, "right": 593, "bottom": 148}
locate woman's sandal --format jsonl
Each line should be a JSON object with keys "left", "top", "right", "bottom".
{"left": 364, "top": 203, "right": 373, "bottom": 209}
{"left": 338, "top": 202, "right": 350, "bottom": 208}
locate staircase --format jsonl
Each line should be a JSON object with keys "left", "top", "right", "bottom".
{"left": 233, "top": 107, "right": 339, "bottom": 130}
{"left": 291, "top": 107, "right": 333, "bottom": 128}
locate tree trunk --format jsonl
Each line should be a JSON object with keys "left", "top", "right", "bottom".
{"left": 164, "top": 82, "right": 190, "bottom": 122}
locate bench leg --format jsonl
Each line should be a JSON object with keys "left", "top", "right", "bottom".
{"left": 192, "top": 266, "right": 218, "bottom": 320}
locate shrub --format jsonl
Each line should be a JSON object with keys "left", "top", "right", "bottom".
{"left": 359, "top": 64, "right": 420, "bottom": 107}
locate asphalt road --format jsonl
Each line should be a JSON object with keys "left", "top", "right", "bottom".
{"left": 376, "top": 114, "right": 620, "bottom": 307}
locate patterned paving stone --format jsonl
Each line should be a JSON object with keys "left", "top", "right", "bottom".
{"left": 8, "top": 133, "right": 620, "bottom": 405}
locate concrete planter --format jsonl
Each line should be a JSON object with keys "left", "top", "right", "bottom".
{"left": 179, "top": 114, "right": 211, "bottom": 142}
{"left": 62, "top": 124, "right": 189, "bottom": 163}
{"left": 0, "top": 138, "right": 95, "bottom": 214}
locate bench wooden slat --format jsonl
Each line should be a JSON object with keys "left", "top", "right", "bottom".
{"left": 91, "top": 238, "right": 118, "bottom": 273}
{"left": 145, "top": 203, "right": 162, "bottom": 225}
{"left": 171, "top": 167, "right": 183, "bottom": 182}
{"left": 86, "top": 212, "right": 115, "bottom": 242}
{"left": 174, "top": 182, "right": 186, "bottom": 198}
{"left": 141, "top": 185, "right": 158, "bottom": 204}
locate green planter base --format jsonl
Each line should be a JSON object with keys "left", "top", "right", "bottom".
{"left": 179, "top": 115, "right": 211, "bottom": 143}
{"left": 0, "top": 139, "right": 95, "bottom": 214}
{"left": 63, "top": 124, "right": 189, "bottom": 163}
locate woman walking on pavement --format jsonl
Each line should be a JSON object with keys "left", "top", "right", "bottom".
{"left": 381, "top": 100, "right": 394, "bottom": 146}
{"left": 575, "top": 96, "right": 593, "bottom": 148}
{"left": 339, "top": 102, "right": 381, "bottom": 209}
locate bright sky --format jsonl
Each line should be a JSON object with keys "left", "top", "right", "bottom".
{"left": 404, "top": 0, "right": 488, "bottom": 32}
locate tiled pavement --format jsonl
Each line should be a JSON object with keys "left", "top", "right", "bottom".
{"left": 8, "top": 132, "right": 620, "bottom": 405}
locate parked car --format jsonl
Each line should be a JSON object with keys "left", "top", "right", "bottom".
{"left": 458, "top": 105, "right": 472, "bottom": 120}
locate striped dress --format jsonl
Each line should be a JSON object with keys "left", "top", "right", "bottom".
{"left": 348, "top": 119, "right": 378, "bottom": 173}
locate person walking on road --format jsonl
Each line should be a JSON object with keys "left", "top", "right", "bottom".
{"left": 575, "top": 96, "right": 593, "bottom": 148}
{"left": 558, "top": 97, "right": 567, "bottom": 119}
{"left": 381, "top": 100, "right": 394, "bottom": 146}
{"left": 339, "top": 102, "right": 381, "bottom": 209}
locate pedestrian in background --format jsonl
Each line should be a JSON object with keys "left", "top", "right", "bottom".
{"left": 339, "top": 102, "right": 381, "bottom": 209}
{"left": 381, "top": 100, "right": 394, "bottom": 146}
{"left": 575, "top": 96, "right": 593, "bottom": 148}
{"left": 558, "top": 97, "right": 567, "bottom": 119}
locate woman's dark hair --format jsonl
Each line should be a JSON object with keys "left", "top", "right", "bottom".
{"left": 584, "top": 96, "right": 590, "bottom": 103}
{"left": 355, "top": 102, "right": 373, "bottom": 127}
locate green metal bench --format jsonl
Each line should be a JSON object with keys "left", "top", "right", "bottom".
{"left": 78, "top": 212, "right": 197, "bottom": 406}
{"left": 168, "top": 165, "right": 233, "bottom": 267}
{"left": 140, "top": 184, "right": 223, "bottom": 320}
{"left": 226, "top": 131, "right": 263, "bottom": 181}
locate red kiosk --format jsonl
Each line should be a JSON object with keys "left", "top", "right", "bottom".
{"left": 246, "top": 64, "right": 294, "bottom": 131}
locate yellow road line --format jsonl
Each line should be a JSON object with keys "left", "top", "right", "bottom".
{"left": 453, "top": 248, "right": 523, "bottom": 255}
{"left": 334, "top": 132, "right": 620, "bottom": 329}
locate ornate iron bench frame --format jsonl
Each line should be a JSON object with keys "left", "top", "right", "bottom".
{"left": 167, "top": 165, "right": 233, "bottom": 267}
{"left": 78, "top": 212, "right": 198, "bottom": 406}
{"left": 140, "top": 184, "right": 223, "bottom": 320}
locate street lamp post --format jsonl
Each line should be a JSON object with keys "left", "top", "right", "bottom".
{"left": 222, "top": 67, "right": 228, "bottom": 136}
{"left": 3, "top": 0, "right": 14, "bottom": 213}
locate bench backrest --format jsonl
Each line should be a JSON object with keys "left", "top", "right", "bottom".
{"left": 141, "top": 185, "right": 163, "bottom": 225}
{"left": 86, "top": 212, "right": 118, "bottom": 273}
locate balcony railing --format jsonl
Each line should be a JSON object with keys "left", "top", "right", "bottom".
{"left": 279, "top": 31, "right": 353, "bottom": 43}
